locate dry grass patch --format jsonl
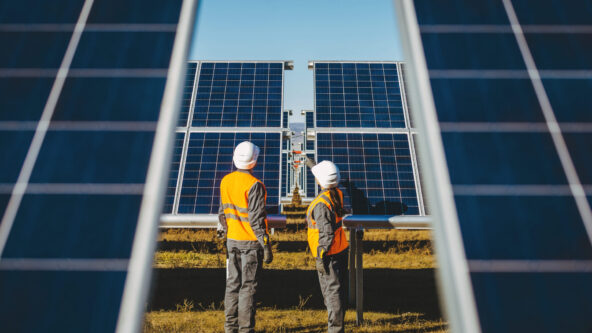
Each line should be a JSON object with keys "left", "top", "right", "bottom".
{"left": 154, "top": 249, "right": 434, "bottom": 270}
{"left": 159, "top": 229, "right": 432, "bottom": 243}
{"left": 144, "top": 308, "right": 446, "bottom": 333}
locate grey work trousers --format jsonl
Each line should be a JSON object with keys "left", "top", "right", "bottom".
{"left": 225, "top": 246, "right": 263, "bottom": 333}
{"left": 316, "top": 250, "right": 348, "bottom": 333}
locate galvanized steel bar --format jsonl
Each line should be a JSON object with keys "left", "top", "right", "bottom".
{"left": 160, "top": 214, "right": 287, "bottom": 229}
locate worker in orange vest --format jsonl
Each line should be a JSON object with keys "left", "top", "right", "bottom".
{"left": 218, "top": 141, "right": 273, "bottom": 333}
{"left": 305, "top": 157, "right": 349, "bottom": 333}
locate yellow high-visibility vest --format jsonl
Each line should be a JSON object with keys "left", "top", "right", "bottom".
{"left": 220, "top": 171, "right": 268, "bottom": 241}
{"left": 306, "top": 188, "right": 348, "bottom": 257}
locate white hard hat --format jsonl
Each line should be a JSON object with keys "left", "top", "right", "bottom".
{"left": 233, "top": 141, "right": 260, "bottom": 170}
{"left": 311, "top": 160, "right": 340, "bottom": 188}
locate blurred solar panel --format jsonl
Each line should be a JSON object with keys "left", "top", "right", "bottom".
{"left": 313, "top": 62, "right": 405, "bottom": 128}
{"left": 192, "top": 62, "right": 284, "bottom": 128}
{"left": 177, "top": 132, "right": 281, "bottom": 214}
{"left": 316, "top": 133, "right": 419, "bottom": 215}
{"left": 0, "top": 0, "right": 193, "bottom": 331}
{"left": 407, "top": 0, "right": 592, "bottom": 331}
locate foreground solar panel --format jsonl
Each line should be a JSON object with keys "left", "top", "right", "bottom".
{"left": 316, "top": 133, "right": 420, "bottom": 215}
{"left": 192, "top": 62, "right": 285, "bottom": 128}
{"left": 177, "top": 132, "right": 281, "bottom": 214}
{"left": 313, "top": 62, "right": 405, "bottom": 128}
{"left": 0, "top": 0, "right": 196, "bottom": 332}
{"left": 397, "top": 0, "right": 592, "bottom": 332}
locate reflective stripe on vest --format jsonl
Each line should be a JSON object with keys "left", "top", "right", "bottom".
{"left": 306, "top": 189, "right": 349, "bottom": 257}
{"left": 220, "top": 171, "right": 268, "bottom": 241}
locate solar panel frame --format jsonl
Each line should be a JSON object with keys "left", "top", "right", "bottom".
{"left": 396, "top": 0, "right": 592, "bottom": 332}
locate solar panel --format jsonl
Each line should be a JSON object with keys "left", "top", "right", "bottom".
{"left": 305, "top": 111, "right": 314, "bottom": 129}
{"left": 0, "top": 0, "right": 194, "bottom": 331}
{"left": 192, "top": 62, "right": 284, "bottom": 128}
{"left": 281, "top": 152, "right": 289, "bottom": 197}
{"left": 313, "top": 62, "right": 405, "bottom": 128}
{"left": 282, "top": 110, "right": 289, "bottom": 128}
{"left": 316, "top": 132, "right": 419, "bottom": 215}
{"left": 177, "top": 132, "right": 281, "bottom": 214}
{"left": 163, "top": 132, "right": 185, "bottom": 213}
{"left": 305, "top": 161, "right": 316, "bottom": 198}
{"left": 400, "top": 0, "right": 592, "bottom": 331}
{"left": 178, "top": 62, "right": 198, "bottom": 127}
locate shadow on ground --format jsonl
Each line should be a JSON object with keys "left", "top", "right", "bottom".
{"left": 148, "top": 268, "right": 442, "bottom": 319}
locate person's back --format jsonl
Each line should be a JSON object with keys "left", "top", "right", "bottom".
{"left": 220, "top": 170, "right": 266, "bottom": 245}
{"left": 218, "top": 141, "right": 272, "bottom": 333}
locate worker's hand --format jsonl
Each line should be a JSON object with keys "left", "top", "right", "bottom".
{"left": 216, "top": 224, "right": 226, "bottom": 239}
{"left": 263, "top": 234, "right": 273, "bottom": 264}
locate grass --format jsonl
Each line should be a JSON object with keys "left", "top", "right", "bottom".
{"left": 158, "top": 228, "right": 433, "bottom": 243}
{"left": 144, "top": 308, "right": 446, "bottom": 333}
{"left": 154, "top": 248, "right": 434, "bottom": 270}
{"left": 148, "top": 227, "right": 445, "bottom": 332}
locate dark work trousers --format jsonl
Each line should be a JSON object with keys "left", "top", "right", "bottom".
{"left": 317, "top": 250, "right": 348, "bottom": 333}
{"left": 225, "top": 246, "right": 263, "bottom": 333}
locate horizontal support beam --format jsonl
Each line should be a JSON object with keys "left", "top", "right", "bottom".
{"left": 343, "top": 215, "right": 432, "bottom": 229}
{"left": 160, "top": 214, "right": 287, "bottom": 229}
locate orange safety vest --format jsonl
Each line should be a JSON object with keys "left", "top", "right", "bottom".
{"left": 220, "top": 171, "right": 268, "bottom": 241}
{"left": 306, "top": 189, "right": 349, "bottom": 257}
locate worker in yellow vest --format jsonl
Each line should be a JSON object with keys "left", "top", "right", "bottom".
{"left": 306, "top": 158, "right": 349, "bottom": 333}
{"left": 218, "top": 141, "right": 272, "bottom": 333}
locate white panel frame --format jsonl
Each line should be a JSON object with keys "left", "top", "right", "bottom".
{"left": 115, "top": 0, "right": 198, "bottom": 332}
{"left": 394, "top": 1, "right": 482, "bottom": 332}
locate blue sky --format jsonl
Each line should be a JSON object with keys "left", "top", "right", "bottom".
{"left": 189, "top": 0, "right": 403, "bottom": 122}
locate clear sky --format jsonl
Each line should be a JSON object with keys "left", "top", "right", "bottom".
{"left": 189, "top": 0, "right": 403, "bottom": 122}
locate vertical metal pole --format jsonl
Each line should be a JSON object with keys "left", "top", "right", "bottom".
{"left": 355, "top": 229, "right": 364, "bottom": 325}
{"left": 348, "top": 228, "right": 356, "bottom": 306}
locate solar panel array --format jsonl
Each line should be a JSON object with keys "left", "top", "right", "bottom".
{"left": 166, "top": 61, "right": 286, "bottom": 216}
{"left": 192, "top": 62, "right": 283, "bottom": 128}
{"left": 314, "top": 62, "right": 405, "bottom": 128}
{"left": 311, "top": 61, "right": 422, "bottom": 215}
{"left": 317, "top": 133, "right": 419, "bottom": 215}
{"left": 408, "top": 0, "right": 592, "bottom": 331}
{"left": 0, "top": 0, "right": 190, "bottom": 331}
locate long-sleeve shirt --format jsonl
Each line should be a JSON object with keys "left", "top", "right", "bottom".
{"left": 310, "top": 200, "right": 336, "bottom": 254}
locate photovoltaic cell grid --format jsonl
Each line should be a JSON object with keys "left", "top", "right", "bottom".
{"left": 282, "top": 110, "right": 289, "bottom": 128}
{"left": 163, "top": 132, "right": 184, "bottom": 213}
{"left": 192, "top": 62, "right": 283, "bottom": 128}
{"left": 413, "top": 0, "right": 592, "bottom": 331}
{"left": 305, "top": 162, "right": 316, "bottom": 198}
{"left": 306, "top": 111, "right": 314, "bottom": 129}
{"left": 314, "top": 62, "right": 405, "bottom": 128}
{"left": 316, "top": 133, "right": 419, "bottom": 215}
{"left": 178, "top": 132, "right": 281, "bottom": 214}
{"left": 178, "top": 62, "right": 197, "bottom": 127}
{"left": 0, "top": 0, "right": 185, "bottom": 331}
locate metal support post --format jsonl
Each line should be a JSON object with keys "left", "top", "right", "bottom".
{"left": 355, "top": 228, "right": 364, "bottom": 325}
{"left": 348, "top": 228, "right": 356, "bottom": 306}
